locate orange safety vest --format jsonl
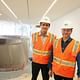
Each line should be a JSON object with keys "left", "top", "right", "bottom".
{"left": 32, "top": 32, "right": 56, "bottom": 64}
{"left": 52, "top": 38, "right": 80, "bottom": 78}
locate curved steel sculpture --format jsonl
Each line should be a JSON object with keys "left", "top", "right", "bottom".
{"left": 0, "top": 35, "right": 28, "bottom": 71}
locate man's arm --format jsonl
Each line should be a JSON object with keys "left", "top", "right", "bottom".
{"left": 76, "top": 53, "right": 80, "bottom": 80}
{"left": 48, "top": 48, "right": 53, "bottom": 69}
{"left": 48, "top": 48, "right": 53, "bottom": 77}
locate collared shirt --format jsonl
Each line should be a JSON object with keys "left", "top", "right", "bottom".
{"left": 48, "top": 37, "right": 80, "bottom": 77}
{"left": 39, "top": 32, "right": 49, "bottom": 44}
{"left": 39, "top": 31, "right": 49, "bottom": 36}
{"left": 61, "top": 37, "right": 72, "bottom": 52}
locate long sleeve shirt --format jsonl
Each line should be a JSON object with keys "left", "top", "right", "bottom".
{"left": 48, "top": 37, "right": 80, "bottom": 77}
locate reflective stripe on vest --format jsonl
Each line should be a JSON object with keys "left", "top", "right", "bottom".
{"left": 33, "top": 49, "right": 50, "bottom": 56}
{"left": 72, "top": 41, "right": 79, "bottom": 53}
{"left": 54, "top": 39, "right": 59, "bottom": 48}
{"left": 50, "top": 34, "right": 54, "bottom": 43}
{"left": 53, "top": 56, "right": 76, "bottom": 67}
{"left": 34, "top": 32, "right": 38, "bottom": 42}
{"left": 33, "top": 33, "right": 38, "bottom": 47}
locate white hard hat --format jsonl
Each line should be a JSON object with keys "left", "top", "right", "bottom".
{"left": 61, "top": 20, "right": 74, "bottom": 29}
{"left": 40, "top": 16, "right": 51, "bottom": 24}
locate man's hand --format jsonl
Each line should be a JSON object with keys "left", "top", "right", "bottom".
{"left": 78, "top": 77, "right": 80, "bottom": 80}
{"left": 48, "top": 69, "right": 53, "bottom": 77}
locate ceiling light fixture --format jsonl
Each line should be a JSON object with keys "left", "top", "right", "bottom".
{"left": 1, "top": 0, "right": 18, "bottom": 19}
{"left": 42, "top": 0, "right": 58, "bottom": 18}
{"left": 0, "top": 13, "right": 2, "bottom": 16}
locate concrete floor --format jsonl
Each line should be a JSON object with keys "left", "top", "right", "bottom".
{"left": 0, "top": 62, "right": 78, "bottom": 80}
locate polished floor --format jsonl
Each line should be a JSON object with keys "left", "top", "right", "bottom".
{"left": 0, "top": 62, "right": 78, "bottom": 80}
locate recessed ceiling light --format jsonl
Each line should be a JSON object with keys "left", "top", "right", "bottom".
{"left": 1, "top": 0, "right": 18, "bottom": 19}
{"left": 42, "top": 0, "right": 58, "bottom": 17}
{"left": 0, "top": 13, "right": 2, "bottom": 16}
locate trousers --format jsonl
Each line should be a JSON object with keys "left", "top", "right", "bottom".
{"left": 31, "top": 62, "right": 49, "bottom": 80}
{"left": 54, "top": 74, "right": 73, "bottom": 80}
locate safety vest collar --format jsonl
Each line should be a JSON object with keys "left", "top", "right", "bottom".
{"left": 54, "top": 39, "right": 79, "bottom": 55}
{"left": 34, "top": 32, "right": 54, "bottom": 43}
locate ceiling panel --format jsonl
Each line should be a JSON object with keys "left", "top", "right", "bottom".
{"left": 47, "top": 0, "right": 80, "bottom": 22}
{"left": 3, "top": 0, "right": 28, "bottom": 23}
{"left": 0, "top": 0, "right": 80, "bottom": 24}
{"left": 28, "top": 0, "right": 54, "bottom": 24}
{"left": 0, "top": 1, "right": 11, "bottom": 21}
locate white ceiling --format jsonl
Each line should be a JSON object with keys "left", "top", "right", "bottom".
{"left": 0, "top": 0, "right": 80, "bottom": 24}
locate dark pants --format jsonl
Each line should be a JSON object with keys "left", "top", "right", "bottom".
{"left": 54, "top": 74, "right": 73, "bottom": 80}
{"left": 31, "top": 62, "right": 49, "bottom": 80}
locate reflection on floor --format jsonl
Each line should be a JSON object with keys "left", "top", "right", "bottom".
{"left": 0, "top": 62, "right": 78, "bottom": 80}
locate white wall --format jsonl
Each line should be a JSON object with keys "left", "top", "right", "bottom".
{"left": 49, "top": 8, "right": 80, "bottom": 41}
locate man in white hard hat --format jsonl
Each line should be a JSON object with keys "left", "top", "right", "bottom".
{"left": 49, "top": 22, "right": 80, "bottom": 80}
{"left": 31, "top": 16, "right": 56, "bottom": 80}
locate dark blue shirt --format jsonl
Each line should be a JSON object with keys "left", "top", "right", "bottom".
{"left": 48, "top": 37, "right": 80, "bottom": 77}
